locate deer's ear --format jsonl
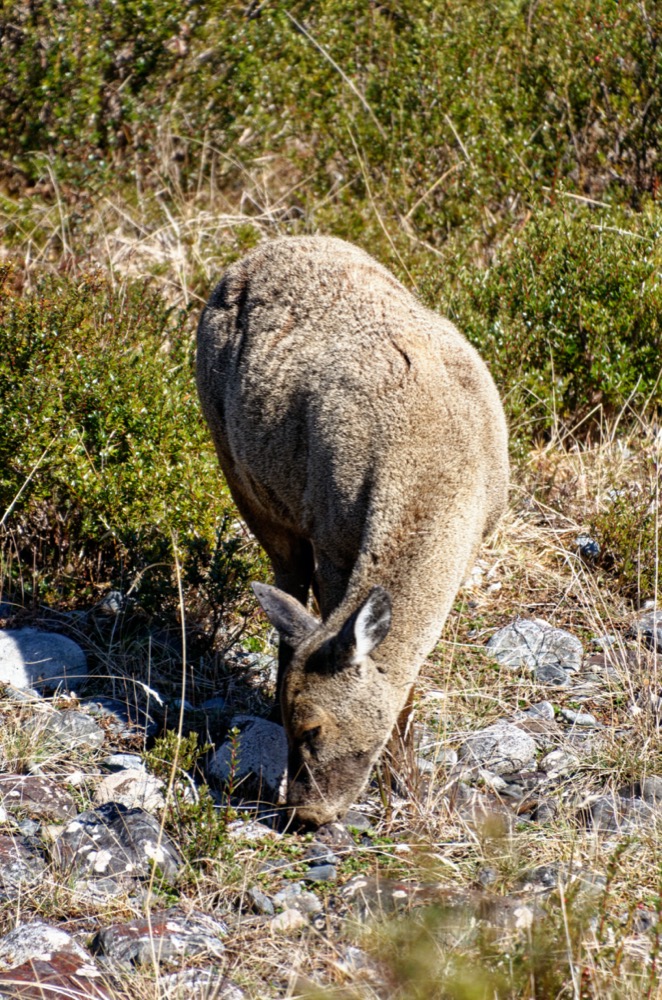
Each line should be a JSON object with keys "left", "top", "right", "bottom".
{"left": 337, "top": 587, "right": 392, "bottom": 662}
{"left": 252, "top": 582, "right": 318, "bottom": 647}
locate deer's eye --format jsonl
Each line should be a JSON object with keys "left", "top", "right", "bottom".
{"left": 300, "top": 725, "right": 321, "bottom": 750}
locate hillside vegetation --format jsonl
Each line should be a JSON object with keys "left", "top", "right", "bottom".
{"left": 0, "top": 2, "right": 661, "bottom": 998}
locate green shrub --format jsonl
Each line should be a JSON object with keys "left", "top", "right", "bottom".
{"left": 0, "top": 267, "right": 264, "bottom": 623}
{"left": 591, "top": 484, "right": 661, "bottom": 603}
{"left": 433, "top": 210, "right": 662, "bottom": 436}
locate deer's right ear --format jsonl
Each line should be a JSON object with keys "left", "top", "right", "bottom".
{"left": 252, "top": 582, "right": 318, "bottom": 647}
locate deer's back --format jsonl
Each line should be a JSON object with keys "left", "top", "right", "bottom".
{"left": 196, "top": 237, "right": 507, "bottom": 571}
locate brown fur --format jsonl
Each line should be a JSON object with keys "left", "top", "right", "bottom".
{"left": 196, "top": 236, "right": 509, "bottom": 826}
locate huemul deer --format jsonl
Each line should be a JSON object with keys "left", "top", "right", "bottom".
{"left": 197, "top": 236, "right": 508, "bottom": 827}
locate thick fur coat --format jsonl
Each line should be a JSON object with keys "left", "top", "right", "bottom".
{"left": 197, "top": 236, "right": 509, "bottom": 825}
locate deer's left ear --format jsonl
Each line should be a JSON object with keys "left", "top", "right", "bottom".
{"left": 337, "top": 586, "right": 392, "bottom": 662}
{"left": 251, "top": 582, "right": 318, "bottom": 647}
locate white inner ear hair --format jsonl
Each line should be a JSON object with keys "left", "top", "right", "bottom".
{"left": 353, "top": 599, "right": 389, "bottom": 659}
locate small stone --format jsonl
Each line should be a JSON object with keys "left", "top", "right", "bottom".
{"left": 159, "top": 968, "right": 245, "bottom": 999}
{"left": 526, "top": 701, "right": 556, "bottom": 721}
{"left": 477, "top": 866, "right": 499, "bottom": 887}
{"left": 0, "top": 628, "right": 88, "bottom": 691}
{"left": 478, "top": 769, "right": 507, "bottom": 792}
{"left": 534, "top": 663, "right": 570, "bottom": 687}
{"left": 575, "top": 535, "right": 600, "bottom": 559}
{"left": 28, "top": 710, "right": 105, "bottom": 752}
{"left": 459, "top": 722, "right": 536, "bottom": 775}
{"left": 0, "top": 952, "right": 112, "bottom": 999}
{"left": 207, "top": 715, "right": 287, "bottom": 804}
{"left": 93, "top": 908, "right": 227, "bottom": 967}
{"left": 245, "top": 886, "right": 274, "bottom": 916}
{"left": 343, "top": 809, "right": 374, "bottom": 833}
{"left": 271, "top": 908, "right": 307, "bottom": 932}
{"left": 226, "top": 819, "right": 281, "bottom": 842}
{"left": 103, "top": 753, "right": 146, "bottom": 772}
{"left": 0, "top": 922, "right": 89, "bottom": 966}
{"left": 54, "top": 802, "right": 181, "bottom": 881}
{"left": 302, "top": 864, "right": 337, "bottom": 883}
{"left": 561, "top": 709, "right": 598, "bottom": 727}
{"left": 93, "top": 769, "right": 165, "bottom": 813}
{"left": 532, "top": 799, "right": 558, "bottom": 822}
{"left": 640, "top": 776, "right": 662, "bottom": 806}
{"left": 487, "top": 619, "right": 583, "bottom": 673}
{"left": 540, "top": 750, "right": 580, "bottom": 776}
{"left": 631, "top": 609, "right": 662, "bottom": 651}
{"left": 81, "top": 696, "right": 158, "bottom": 741}
{"left": 0, "top": 775, "right": 78, "bottom": 822}
{"left": 304, "top": 843, "right": 340, "bottom": 866}
{"left": 0, "top": 833, "right": 47, "bottom": 895}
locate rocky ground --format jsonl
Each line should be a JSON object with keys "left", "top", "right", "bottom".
{"left": 0, "top": 440, "right": 660, "bottom": 999}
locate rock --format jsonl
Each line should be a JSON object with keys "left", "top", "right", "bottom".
{"left": 272, "top": 882, "right": 322, "bottom": 915}
{"left": 531, "top": 799, "right": 558, "bottom": 823}
{"left": 516, "top": 864, "right": 606, "bottom": 900}
{"left": 245, "top": 886, "right": 274, "bottom": 916}
{"left": 0, "top": 922, "right": 89, "bottom": 966}
{"left": 102, "top": 753, "right": 145, "bottom": 772}
{"left": 207, "top": 715, "right": 287, "bottom": 804}
{"left": 578, "top": 796, "right": 656, "bottom": 833}
{"left": 343, "top": 809, "right": 374, "bottom": 833}
{"left": 28, "top": 710, "right": 105, "bottom": 752}
{"left": 313, "top": 821, "right": 356, "bottom": 851}
{"left": 158, "top": 968, "right": 245, "bottom": 999}
{"left": 0, "top": 628, "right": 87, "bottom": 691}
{"left": 560, "top": 708, "right": 598, "bottom": 727}
{"left": 575, "top": 534, "right": 600, "bottom": 559}
{"left": 487, "top": 619, "right": 583, "bottom": 673}
{"left": 340, "top": 875, "right": 428, "bottom": 921}
{"left": 199, "top": 696, "right": 226, "bottom": 714}
{"left": 225, "top": 819, "right": 281, "bottom": 842}
{"left": 0, "top": 834, "right": 46, "bottom": 895}
{"left": 534, "top": 663, "right": 571, "bottom": 686}
{"left": 93, "top": 769, "right": 165, "bottom": 813}
{"left": 0, "top": 775, "right": 77, "bottom": 822}
{"left": 271, "top": 908, "right": 307, "bottom": 932}
{"left": 639, "top": 776, "right": 662, "bottom": 806}
{"left": 631, "top": 609, "right": 662, "bottom": 651}
{"left": 539, "top": 750, "right": 580, "bottom": 776}
{"left": 302, "top": 864, "right": 337, "bottom": 883}
{"left": 525, "top": 701, "right": 556, "bottom": 721}
{"left": 93, "top": 908, "right": 227, "bottom": 967}
{"left": 81, "top": 696, "right": 158, "bottom": 741}
{"left": 514, "top": 717, "right": 560, "bottom": 747}
{"left": 53, "top": 802, "right": 181, "bottom": 881}
{"left": 478, "top": 769, "right": 507, "bottom": 792}
{"left": 0, "top": 952, "right": 112, "bottom": 999}
{"left": 304, "top": 843, "right": 340, "bottom": 866}
{"left": 458, "top": 722, "right": 536, "bottom": 775}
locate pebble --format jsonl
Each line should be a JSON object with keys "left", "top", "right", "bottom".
{"left": 0, "top": 628, "right": 88, "bottom": 691}
{"left": 81, "top": 696, "right": 158, "bottom": 741}
{"left": 526, "top": 701, "right": 556, "bottom": 721}
{"left": 458, "top": 722, "right": 537, "bottom": 775}
{"left": 246, "top": 886, "right": 275, "bottom": 915}
{"left": 207, "top": 715, "right": 287, "bottom": 803}
{"left": 487, "top": 618, "right": 583, "bottom": 673}
{"left": 0, "top": 832, "right": 47, "bottom": 895}
{"left": 271, "top": 908, "right": 307, "bottom": 932}
{"left": 28, "top": 710, "right": 105, "bottom": 752}
{"left": 93, "top": 907, "right": 227, "bottom": 966}
{"left": 539, "top": 750, "right": 580, "bottom": 776}
{"left": 560, "top": 708, "right": 598, "bottom": 727}
{"left": 631, "top": 609, "right": 662, "bottom": 651}
{"left": 103, "top": 753, "right": 145, "bottom": 772}
{"left": 535, "top": 663, "right": 570, "bottom": 686}
{"left": 0, "top": 921, "right": 90, "bottom": 965}
{"left": 53, "top": 801, "right": 182, "bottom": 881}
{"left": 93, "top": 769, "right": 165, "bottom": 812}
{"left": 0, "top": 775, "right": 78, "bottom": 822}
{"left": 302, "top": 863, "right": 337, "bottom": 882}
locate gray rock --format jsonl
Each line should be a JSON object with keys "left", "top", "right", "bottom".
{"left": 81, "top": 696, "right": 158, "bottom": 741}
{"left": 94, "top": 908, "right": 227, "bottom": 967}
{"left": 271, "top": 908, "right": 307, "bottom": 932}
{"left": 487, "top": 618, "right": 583, "bottom": 673}
{"left": 539, "top": 749, "right": 580, "bottom": 776}
{"left": 560, "top": 708, "right": 598, "bottom": 727}
{"left": 0, "top": 775, "right": 78, "bottom": 822}
{"left": 516, "top": 864, "right": 605, "bottom": 900}
{"left": 0, "top": 628, "right": 87, "bottom": 691}
{"left": 640, "top": 776, "right": 662, "bottom": 805}
{"left": 458, "top": 722, "right": 537, "bottom": 775}
{"left": 525, "top": 701, "right": 556, "bottom": 721}
{"left": 304, "top": 843, "right": 340, "bottom": 866}
{"left": 199, "top": 696, "right": 226, "bottom": 713}
{"left": 534, "top": 663, "right": 571, "bottom": 686}
{"left": 103, "top": 753, "right": 145, "bottom": 772}
{"left": 245, "top": 886, "right": 274, "bottom": 915}
{"left": 273, "top": 882, "right": 322, "bottom": 916}
{"left": 207, "top": 715, "right": 287, "bottom": 804}
{"left": 302, "top": 864, "right": 337, "bottom": 883}
{"left": 158, "top": 968, "right": 245, "bottom": 999}
{"left": 0, "top": 833, "right": 46, "bottom": 895}
{"left": 54, "top": 802, "right": 181, "bottom": 881}
{"left": 575, "top": 534, "right": 600, "bottom": 559}
{"left": 0, "top": 951, "right": 112, "bottom": 999}
{"left": 0, "top": 921, "right": 89, "bottom": 965}
{"left": 631, "top": 609, "right": 662, "bottom": 651}
{"left": 93, "top": 769, "right": 165, "bottom": 813}
{"left": 579, "top": 795, "right": 656, "bottom": 833}
{"left": 29, "top": 710, "right": 105, "bottom": 752}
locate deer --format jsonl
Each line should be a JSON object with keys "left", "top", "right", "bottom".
{"left": 196, "top": 235, "right": 509, "bottom": 827}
